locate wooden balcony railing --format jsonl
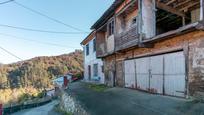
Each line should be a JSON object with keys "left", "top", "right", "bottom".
{"left": 115, "top": 25, "right": 139, "bottom": 51}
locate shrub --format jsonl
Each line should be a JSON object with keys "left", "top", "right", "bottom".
{"left": 88, "top": 84, "right": 109, "bottom": 92}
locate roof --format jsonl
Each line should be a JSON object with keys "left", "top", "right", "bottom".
{"left": 80, "top": 31, "right": 96, "bottom": 45}
{"left": 91, "top": 0, "right": 124, "bottom": 29}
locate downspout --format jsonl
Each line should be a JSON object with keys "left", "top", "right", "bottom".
{"left": 200, "top": 0, "right": 204, "bottom": 21}
{"left": 138, "top": 0, "right": 143, "bottom": 45}
{"left": 114, "top": 15, "right": 117, "bottom": 87}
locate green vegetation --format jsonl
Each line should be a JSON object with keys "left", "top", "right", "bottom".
{"left": 0, "top": 87, "right": 44, "bottom": 105}
{"left": 54, "top": 104, "right": 73, "bottom": 115}
{"left": 0, "top": 50, "right": 83, "bottom": 89}
{"left": 0, "top": 50, "right": 84, "bottom": 104}
{"left": 87, "top": 84, "right": 109, "bottom": 92}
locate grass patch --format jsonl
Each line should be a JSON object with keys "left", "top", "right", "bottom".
{"left": 87, "top": 84, "right": 109, "bottom": 92}
{"left": 54, "top": 104, "right": 73, "bottom": 115}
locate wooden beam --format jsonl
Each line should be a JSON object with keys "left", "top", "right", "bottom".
{"left": 156, "top": 14, "right": 173, "bottom": 22}
{"left": 156, "top": 2, "right": 186, "bottom": 17}
{"left": 166, "top": 0, "right": 176, "bottom": 5}
{"left": 174, "top": 0, "right": 191, "bottom": 8}
{"left": 179, "top": 1, "right": 200, "bottom": 11}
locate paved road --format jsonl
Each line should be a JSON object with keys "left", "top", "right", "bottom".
{"left": 12, "top": 101, "right": 60, "bottom": 115}
{"left": 67, "top": 82, "right": 204, "bottom": 115}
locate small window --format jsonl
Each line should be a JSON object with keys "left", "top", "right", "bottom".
{"left": 93, "top": 39, "right": 96, "bottom": 52}
{"left": 88, "top": 65, "right": 91, "bottom": 80}
{"left": 132, "top": 17, "right": 137, "bottom": 25}
{"left": 108, "top": 20, "right": 115, "bottom": 36}
{"left": 93, "top": 64, "right": 98, "bottom": 76}
{"left": 101, "top": 65, "right": 104, "bottom": 73}
{"left": 86, "top": 44, "right": 89, "bottom": 56}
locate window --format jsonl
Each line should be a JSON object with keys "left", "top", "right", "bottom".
{"left": 93, "top": 39, "right": 96, "bottom": 52}
{"left": 132, "top": 17, "right": 137, "bottom": 25}
{"left": 88, "top": 65, "right": 91, "bottom": 80}
{"left": 101, "top": 65, "right": 104, "bottom": 73}
{"left": 86, "top": 44, "right": 89, "bottom": 55}
{"left": 108, "top": 20, "right": 115, "bottom": 36}
{"left": 93, "top": 64, "right": 98, "bottom": 76}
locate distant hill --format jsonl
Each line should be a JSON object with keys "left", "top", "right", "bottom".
{"left": 0, "top": 50, "right": 84, "bottom": 89}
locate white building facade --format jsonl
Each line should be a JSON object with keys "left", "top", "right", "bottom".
{"left": 81, "top": 31, "right": 104, "bottom": 84}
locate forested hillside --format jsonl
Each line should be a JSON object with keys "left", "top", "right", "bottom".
{"left": 0, "top": 50, "right": 83, "bottom": 89}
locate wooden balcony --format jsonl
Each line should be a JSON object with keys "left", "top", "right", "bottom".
{"left": 115, "top": 25, "right": 139, "bottom": 51}
{"left": 96, "top": 42, "right": 107, "bottom": 58}
{"left": 96, "top": 31, "right": 108, "bottom": 58}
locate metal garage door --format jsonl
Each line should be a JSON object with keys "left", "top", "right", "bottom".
{"left": 164, "top": 52, "right": 186, "bottom": 97}
{"left": 149, "top": 55, "right": 164, "bottom": 94}
{"left": 136, "top": 57, "right": 150, "bottom": 91}
{"left": 124, "top": 51, "right": 186, "bottom": 97}
{"left": 124, "top": 60, "right": 136, "bottom": 88}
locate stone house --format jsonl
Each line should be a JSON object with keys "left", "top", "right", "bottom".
{"left": 88, "top": 0, "right": 204, "bottom": 98}
{"left": 81, "top": 31, "right": 105, "bottom": 84}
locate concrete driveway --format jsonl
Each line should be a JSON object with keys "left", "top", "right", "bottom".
{"left": 12, "top": 100, "right": 60, "bottom": 115}
{"left": 66, "top": 82, "right": 204, "bottom": 115}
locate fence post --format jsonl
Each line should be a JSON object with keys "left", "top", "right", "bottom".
{"left": 0, "top": 104, "right": 3, "bottom": 115}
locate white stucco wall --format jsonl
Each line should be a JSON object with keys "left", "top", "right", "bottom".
{"left": 83, "top": 38, "right": 105, "bottom": 84}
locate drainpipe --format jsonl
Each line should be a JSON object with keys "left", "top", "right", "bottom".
{"left": 200, "top": 0, "right": 204, "bottom": 21}
{"left": 138, "top": 0, "right": 143, "bottom": 45}
{"left": 114, "top": 53, "right": 116, "bottom": 87}
{"left": 113, "top": 15, "right": 117, "bottom": 87}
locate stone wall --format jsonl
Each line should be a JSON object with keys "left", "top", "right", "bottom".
{"left": 60, "top": 92, "right": 88, "bottom": 115}
{"left": 103, "top": 30, "right": 204, "bottom": 96}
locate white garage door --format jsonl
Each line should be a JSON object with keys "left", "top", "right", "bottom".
{"left": 164, "top": 52, "right": 186, "bottom": 97}
{"left": 149, "top": 55, "right": 164, "bottom": 94}
{"left": 124, "top": 51, "right": 186, "bottom": 97}
{"left": 124, "top": 60, "right": 136, "bottom": 88}
{"left": 136, "top": 57, "right": 150, "bottom": 91}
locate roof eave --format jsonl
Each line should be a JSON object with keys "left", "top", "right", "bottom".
{"left": 91, "top": 0, "right": 124, "bottom": 30}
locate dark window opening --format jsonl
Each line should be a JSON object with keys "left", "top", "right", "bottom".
{"left": 88, "top": 65, "right": 91, "bottom": 80}
{"left": 86, "top": 44, "right": 89, "bottom": 56}
{"left": 93, "top": 39, "right": 96, "bottom": 52}
{"left": 108, "top": 20, "right": 115, "bottom": 36}
{"left": 156, "top": 0, "right": 200, "bottom": 36}
{"left": 132, "top": 17, "right": 137, "bottom": 25}
{"left": 101, "top": 65, "right": 104, "bottom": 73}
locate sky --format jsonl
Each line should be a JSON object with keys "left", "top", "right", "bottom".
{"left": 0, "top": 0, "right": 114, "bottom": 64}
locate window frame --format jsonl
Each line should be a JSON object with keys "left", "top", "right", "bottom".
{"left": 108, "top": 19, "right": 115, "bottom": 37}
